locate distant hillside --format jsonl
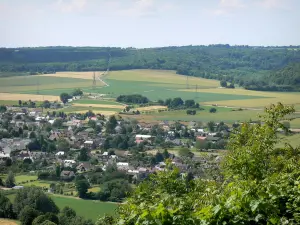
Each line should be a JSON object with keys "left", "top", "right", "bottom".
{"left": 0, "top": 45, "right": 300, "bottom": 91}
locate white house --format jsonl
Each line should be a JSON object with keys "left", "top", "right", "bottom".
{"left": 64, "top": 159, "right": 76, "bottom": 167}
{"left": 55, "top": 151, "right": 65, "bottom": 156}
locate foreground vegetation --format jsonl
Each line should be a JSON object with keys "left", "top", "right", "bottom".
{"left": 98, "top": 103, "right": 300, "bottom": 224}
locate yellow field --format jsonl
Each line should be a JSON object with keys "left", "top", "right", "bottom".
{"left": 0, "top": 219, "right": 18, "bottom": 225}
{"left": 72, "top": 103, "right": 125, "bottom": 109}
{"left": 180, "top": 88, "right": 300, "bottom": 108}
{"left": 0, "top": 93, "right": 59, "bottom": 101}
{"left": 41, "top": 71, "right": 104, "bottom": 80}
{"left": 136, "top": 106, "right": 168, "bottom": 111}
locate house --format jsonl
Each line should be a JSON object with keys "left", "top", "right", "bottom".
{"left": 196, "top": 136, "right": 207, "bottom": 142}
{"left": 116, "top": 162, "right": 129, "bottom": 171}
{"left": 63, "top": 159, "right": 76, "bottom": 167}
{"left": 60, "top": 170, "right": 75, "bottom": 180}
{"left": 56, "top": 151, "right": 65, "bottom": 156}
{"left": 77, "top": 162, "right": 93, "bottom": 172}
{"left": 84, "top": 140, "right": 94, "bottom": 149}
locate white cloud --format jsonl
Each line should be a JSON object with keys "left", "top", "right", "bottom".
{"left": 54, "top": 0, "right": 88, "bottom": 13}
{"left": 213, "top": 0, "right": 246, "bottom": 16}
{"left": 116, "top": 0, "right": 176, "bottom": 17}
{"left": 257, "top": 0, "right": 292, "bottom": 10}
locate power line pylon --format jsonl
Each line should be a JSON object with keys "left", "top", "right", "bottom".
{"left": 195, "top": 84, "right": 198, "bottom": 98}
{"left": 186, "top": 76, "right": 189, "bottom": 89}
{"left": 92, "top": 72, "right": 96, "bottom": 89}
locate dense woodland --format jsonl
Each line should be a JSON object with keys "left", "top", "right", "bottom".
{"left": 0, "top": 45, "right": 300, "bottom": 91}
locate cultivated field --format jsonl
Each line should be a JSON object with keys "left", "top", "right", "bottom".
{"left": 1, "top": 69, "right": 300, "bottom": 124}
{"left": 0, "top": 93, "right": 59, "bottom": 101}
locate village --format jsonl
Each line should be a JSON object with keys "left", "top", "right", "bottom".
{"left": 0, "top": 102, "right": 231, "bottom": 201}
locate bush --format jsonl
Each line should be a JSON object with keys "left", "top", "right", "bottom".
{"left": 209, "top": 107, "right": 217, "bottom": 113}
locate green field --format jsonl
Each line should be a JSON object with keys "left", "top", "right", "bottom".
{"left": 0, "top": 76, "right": 93, "bottom": 95}
{"left": 3, "top": 193, "right": 118, "bottom": 222}
{"left": 0, "top": 69, "right": 300, "bottom": 127}
{"left": 52, "top": 195, "right": 118, "bottom": 221}
{"left": 277, "top": 133, "right": 300, "bottom": 148}
{"left": 124, "top": 106, "right": 262, "bottom": 123}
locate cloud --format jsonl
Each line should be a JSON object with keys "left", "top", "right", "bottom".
{"left": 116, "top": 0, "right": 176, "bottom": 17}
{"left": 257, "top": 0, "right": 292, "bottom": 10}
{"left": 54, "top": 0, "right": 88, "bottom": 13}
{"left": 213, "top": 0, "right": 246, "bottom": 16}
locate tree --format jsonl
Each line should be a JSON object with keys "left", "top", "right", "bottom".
{"left": 52, "top": 118, "right": 63, "bottom": 128}
{"left": 77, "top": 148, "right": 89, "bottom": 161}
{"left": 0, "top": 192, "right": 15, "bottom": 219}
{"left": 209, "top": 107, "right": 217, "bottom": 113}
{"left": 228, "top": 83, "right": 235, "bottom": 88}
{"left": 13, "top": 187, "right": 59, "bottom": 216}
{"left": 0, "top": 105, "right": 7, "bottom": 113}
{"left": 18, "top": 100, "right": 22, "bottom": 106}
{"left": 207, "top": 121, "right": 215, "bottom": 132}
{"left": 178, "top": 147, "right": 194, "bottom": 158}
{"left": 5, "top": 171, "right": 15, "bottom": 188}
{"left": 75, "top": 179, "right": 89, "bottom": 198}
{"left": 102, "top": 103, "right": 300, "bottom": 225}
{"left": 57, "top": 138, "right": 70, "bottom": 152}
{"left": 19, "top": 206, "right": 39, "bottom": 225}
{"left": 60, "top": 93, "right": 71, "bottom": 104}
{"left": 220, "top": 80, "right": 227, "bottom": 87}
{"left": 72, "top": 88, "right": 83, "bottom": 96}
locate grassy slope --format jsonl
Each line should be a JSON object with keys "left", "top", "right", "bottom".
{"left": 4, "top": 193, "right": 117, "bottom": 222}
{"left": 52, "top": 195, "right": 118, "bottom": 221}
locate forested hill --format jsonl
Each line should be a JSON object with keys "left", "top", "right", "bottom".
{"left": 1, "top": 45, "right": 300, "bottom": 91}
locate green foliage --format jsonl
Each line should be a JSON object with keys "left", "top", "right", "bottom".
{"left": 72, "top": 88, "right": 83, "bottom": 96}
{"left": 19, "top": 206, "right": 39, "bottom": 225}
{"left": 5, "top": 171, "right": 15, "bottom": 188}
{"left": 76, "top": 179, "right": 90, "bottom": 198}
{"left": 116, "top": 94, "right": 149, "bottom": 104}
{"left": 60, "top": 93, "right": 72, "bottom": 104}
{"left": 77, "top": 148, "right": 90, "bottom": 161}
{"left": 178, "top": 147, "right": 194, "bottom": 158}
{"left": 13, "top": 187, "right": 59, "bottom": 216}
{"left": 209, "top": 107, "right": 217, "bottom": 113}
{"left": 0, "top": 192, "right": 15, "bottom": 219}
{"left": 99, "top": 103, "right": 300, "bottom": 224}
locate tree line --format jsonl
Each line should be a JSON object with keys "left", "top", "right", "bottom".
{"left": 1, "top": 45, "right": 300, "bottom": 91}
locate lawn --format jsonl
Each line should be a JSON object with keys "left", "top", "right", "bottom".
{"left": 52, "top": 195, "right": 118, "bottom": 221}
{"left": 14, "top": 175, "right": 38, "bottom": 183}
{"left": 2, "top": 193, "right": 117, "bottom": 222}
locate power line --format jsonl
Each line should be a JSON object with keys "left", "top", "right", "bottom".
{"left": 195, "top": 84, "right": 198, "bottom": 98}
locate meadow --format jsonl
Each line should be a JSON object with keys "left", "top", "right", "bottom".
{"left": 50, "top": 195, "right": 118, "bottom": 221}
{"left": 3, "top": 192, "right": 118, "bottom": 222}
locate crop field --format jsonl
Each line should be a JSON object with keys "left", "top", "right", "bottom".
{"left": 0, "top": 70, "right": 299, "bottom": 124}
{"left": 180, "top": 88, "right": 300, "bottom": 108}
{"left": 52, "top": 195, "right": 118, "bottom": 221}
{"left": 124, "top": 106, "right": 263, "bottom": 123}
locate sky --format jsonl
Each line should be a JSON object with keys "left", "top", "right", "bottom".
{"left": 0, "top": 0, "right": 299, "bottom": 48}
